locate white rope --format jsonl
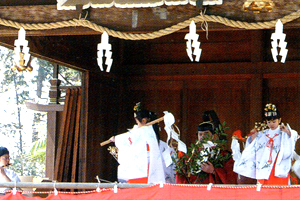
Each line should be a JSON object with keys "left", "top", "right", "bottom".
{"left": 0, "top": 9, "right": 299, "bottom": 40}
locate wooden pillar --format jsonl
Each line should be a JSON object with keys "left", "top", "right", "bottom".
{"left": 78, "top": 72, "right": 88, "bottom": 182}
{"left": 249, "top": 73, "right": 263, "bottom": 127}
{"left": 49, "top": 64, "right": 61, "bottom": 104}
{"left": 181, "top": 81, "right": 189, "bottom": 144}
{"left": 45, "top": 112, "right": 57, "bottom": 180}
{"left": 46, "top": 64, "right": 60, "bottom": 179}
{"left": 249, "top": 30, "right": 264, "bottom": 126}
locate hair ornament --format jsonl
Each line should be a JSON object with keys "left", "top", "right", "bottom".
{"left": 264, "top": 103, "right": 278, "bottom": 117}
{"left": 133, "top": 102, "right": 141, "bottom": 112}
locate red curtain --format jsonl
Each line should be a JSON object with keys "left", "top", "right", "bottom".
{"left": 1, "top": 184, "right": 300, "bottom": 200}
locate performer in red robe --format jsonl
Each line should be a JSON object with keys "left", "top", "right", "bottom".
{"left": 176, "top": 111, "right": 237, "bottom": 184}
{"left": 176, "top": 150, "right": 237, "bottom": 184}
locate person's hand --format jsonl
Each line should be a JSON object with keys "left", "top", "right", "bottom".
{"left": 0, "top": 166, "right": 5, "bottom": 175}
{"left": 109, "top": 136, "right": 115, "bottom": 143}
{"left": 249, "top": 128, "right": 258, "bottom": 142}
{"left": 201, "top": 161, "right": 215, "bottom": 174}
{"left": 0, "top": 166, "right": 11, "bottom": 182}
{"left": 280, "top": 123, "right": 291, "bottom": 137}
{"left": 0, "top": 166, "right": 7, "bottom": 177}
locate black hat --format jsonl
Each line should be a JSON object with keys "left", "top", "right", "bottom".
{"left": 264, "top": 103, "right": 280, "bottom": 120}
{"left": 198, "top": 110, "right": 227, "bottom": 140}
{"left": 198, "top": 121, "right": 214, "bottom": 133}
{"left": 0, "top": 147, "right": 9, "bottom": 157}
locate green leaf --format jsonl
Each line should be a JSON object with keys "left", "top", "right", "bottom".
{"left": 174, "top": 121, "right": 231, "bottom": 183}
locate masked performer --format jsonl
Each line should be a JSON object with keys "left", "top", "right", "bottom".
{"left": 110, "top": 103, "right": 165, "bottom": 184}
{"left": 234, "top": 103, "right": 298, "bottom": 185}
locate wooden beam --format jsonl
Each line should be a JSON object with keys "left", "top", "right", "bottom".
{"left": 0, "top": 0, "right": 56, "bottom": 6}
{"left": 124, "top": 61, "right": 300, "bottom": 77}
{"left": 0, "top": 4, "right": 299, "bottom": 35}
{"left": 46, "top": 111, "right": 58, "bottom": 180}
{"left": 25, "top": 101, "right": 64, "bottom": 112}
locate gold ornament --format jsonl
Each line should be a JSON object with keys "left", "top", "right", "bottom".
{"left": 243, "top": 0, "right": 274, "bottom": 13}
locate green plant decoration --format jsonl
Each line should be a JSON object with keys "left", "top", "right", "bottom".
{"left": 173, "top": 121, "right": 231, "bottom": 184}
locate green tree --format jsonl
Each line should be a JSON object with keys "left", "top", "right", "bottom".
{"left": 0, "top": 49, "right": 29, "bottom": 175}
{"left": 0, "top": 45, "right": 82, "bottom": 178}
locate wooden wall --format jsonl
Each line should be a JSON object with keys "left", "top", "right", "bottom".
{"left": 83, "top": 28, "right": 300, "bottom": 182}
{"left": 84, "top": 72, "right": 122, "bottom": 182}
{"left": 121, "top": 75, "right": 249, "bottom": 147}
{"left": 120, "top": 70, "right": 300, "bottom": 151}
{"left": 2, "top": 26, "right": 300, "bottom": 182}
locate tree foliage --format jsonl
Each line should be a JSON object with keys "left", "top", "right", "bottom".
{"left": 0, "top": 45, "right": 82, "bottom": 178}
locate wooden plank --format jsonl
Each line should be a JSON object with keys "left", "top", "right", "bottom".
{"left": 71, "top": 88, "right": 82, "bottom": 182}
{"left": 63, "top": 88, "right": 78, "bottom": 182}
{"left": 0, "top": 3, "right": 299, "bottom": 34}
{"left": 25, "top": 101, "right": 64, "bottom": 112}
{"left": 78, "top": 73, "right": 88, "bottom": 182}
{"left": 54, "top": 89, "right": 69, "bottom": 181}
{"left": 54, "top": 88, "right": 73, "bottom": 182}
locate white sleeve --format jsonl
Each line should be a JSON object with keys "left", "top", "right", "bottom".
{"left": 5, "top": 169, "right": 20, "bottom": 182}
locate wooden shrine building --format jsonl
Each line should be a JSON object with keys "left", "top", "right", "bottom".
{"left": 0, "top": 0, "right": 300, "bottom": 184}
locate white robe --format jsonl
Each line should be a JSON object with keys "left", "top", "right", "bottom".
{"left": 0, "top": 168, "right": 20, "bottom": 192}
{"left": 115, "top": 125, "right": 165, "bottom": 184}
{"left": 159, "top": 140, "right": 176, "bottom": 183}
{"left": 234, "top": 126, "right": 297, "bottom": 180}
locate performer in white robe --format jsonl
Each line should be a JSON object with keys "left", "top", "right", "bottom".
{"left": 115, "top": 125, "right": 165, "bottom": 184}
{"left": 112, "top": 103, "right": 165, "bottom": 184}
{"left": 234, "top": 103, "right": 298, "bottom": 185}
{"left": 159, "top": 140, "right": 176, "bottom": 183}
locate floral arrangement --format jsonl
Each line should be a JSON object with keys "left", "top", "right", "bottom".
{"left": 174, "top": 122, "right": 231, "bottom": 183}
{"left": 108, "top": 146, "right": 118, "bottom": 161}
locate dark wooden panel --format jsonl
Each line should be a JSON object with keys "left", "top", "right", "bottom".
{"left": 184, "top": 79, "right": 250, "bottom": 148}
{"left": 123, "top": 80, "right": 184, "bottom": 142}
{"left": 122, "top": 30, "right": 252, "bottom": 65}
{"left": 263, "top": 28, "right": 300, "bottom": 62}
{"left": 265, "top": 77, "right": 300, "bottom": 152}
{"left": 123, "top": 77, "right": 250, "bottom": 149}
{"left": 86, "top": 73, "right": 122, "bottom": 182}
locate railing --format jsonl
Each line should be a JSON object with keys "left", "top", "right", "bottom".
{"left": 0, "top": 182, "right": 152, "bottom": 190}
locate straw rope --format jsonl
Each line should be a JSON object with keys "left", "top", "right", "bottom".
{"left": 0, "top": 9, "right": 300, "bottom": 40}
